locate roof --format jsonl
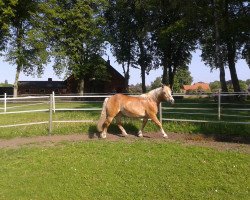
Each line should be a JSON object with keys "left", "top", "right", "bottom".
{"left": 18, "top": 80, "right": 66, "bottom": 88}
{"left": 183, "top": 82, "right": 210, "bottom": 91}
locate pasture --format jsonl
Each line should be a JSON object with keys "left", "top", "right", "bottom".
{"left": 0, "top": 95, "right": 249, "bottom": 199}
{"left": 0, "top": 95, "right": 249, "bottom": 140}
{"left": 1, "top": 140, "right": 249, "bottom": 199}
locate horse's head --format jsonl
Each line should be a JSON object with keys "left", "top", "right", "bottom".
{"left": 161, "top": 84, "right": 174, "bottom": 104}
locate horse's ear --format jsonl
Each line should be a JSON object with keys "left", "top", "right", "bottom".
{"left": 161, "top": 83, "right": 165, "bottom": 88}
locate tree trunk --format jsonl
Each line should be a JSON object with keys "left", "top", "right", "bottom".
{"left": 219, "top": 64, "right": 228, "bottom": 92}
{"left": 169, "top": 66, "right": 177, "bottom": 91}
{"left": 224, "top": 0, "right": 241, "bottom": 92}
{"left": 78, "top": 79, "right": 84, "bottom": 95}
{"left": 122, "top": 62, "right": 130, "bottom": 93}
{"left": 212, "top": 0, "right": 228, "bottom": 92}
{"left": 13, "top": 24, "right": 23, "bottom": 97}
{"left": 227, "top": 41, "right": 241, "bottom": 92}
{"left": 13, "top": 65, "right": 21, "bottom": 97}
{"left": 162, "top": 56, "right": 169, "bottom": 85}
{"left": 141, "top": 66, "right": 146, "bottom": 93}
{"left": 137, "top": 40, "right": 147, "bottom": 93}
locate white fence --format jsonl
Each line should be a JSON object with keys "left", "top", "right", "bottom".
{"left": 0, "top": 92, "right": 249, "bottom": 135}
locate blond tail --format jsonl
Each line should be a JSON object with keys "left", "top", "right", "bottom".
{"left": 97, "top": 97, "right": 109, "bottom": 132}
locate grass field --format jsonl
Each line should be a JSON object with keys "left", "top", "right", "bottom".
{"left": 0, "top": 98, "right": 249, "bottom": 139}
{"left": 0, "top": 97, "right": 249, "bottom": 199}
{"left": 0, "top": 140, "right": 249, "bottom": 200}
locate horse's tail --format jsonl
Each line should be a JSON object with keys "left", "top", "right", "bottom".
{"left": 97, "top": 97, "right": 109, "bottom": 132}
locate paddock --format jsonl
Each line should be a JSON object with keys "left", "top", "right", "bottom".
{"left": 0, "top": 92, "right": 249, "bottom": 199}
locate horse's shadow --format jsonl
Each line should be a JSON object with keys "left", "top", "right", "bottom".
{"left": 88, "top": 123, "right": 140, "bottom": 139}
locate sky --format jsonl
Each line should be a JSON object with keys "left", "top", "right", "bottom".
{"left": 0, "top": 49, "right": 249, "bottom": 85}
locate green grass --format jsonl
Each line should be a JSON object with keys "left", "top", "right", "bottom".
{"left": 0, "top": 99, "right": 249, "bottom": 139}
{"left": 0, "top": 140, "right": 249, "bottom": 200}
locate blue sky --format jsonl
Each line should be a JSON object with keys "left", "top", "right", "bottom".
{"left": 0, "top": 49, "right": 249, "bottom": 85}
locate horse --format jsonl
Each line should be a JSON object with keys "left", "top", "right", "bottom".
{"left": 97, "top": 84, "right": 174, "bottom": 138}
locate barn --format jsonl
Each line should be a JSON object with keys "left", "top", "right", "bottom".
{"left": 17, "top": 59, "right": 126, "bottom": 95}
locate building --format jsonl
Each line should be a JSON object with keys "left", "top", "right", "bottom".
{"left": 17, "top": 60, "right": 126, "bottom": 95}
{"left": 181, "top": 82, "right": 211, "bottom": 94}
{"left": 0, "top": 86, "right": 13, "bottom": 96}
{"left": 66, "top": 60, "right": 126, "bottom": 94}
{"left": 18, "top": 78, "right": 67, "bottom": 95}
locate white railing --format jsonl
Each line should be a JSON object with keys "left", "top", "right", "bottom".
{"left": 161, "top": 91, "right": 250, "bottom": 125}
{"left": 0, "top": 92, "right": 249, "bottom": 135}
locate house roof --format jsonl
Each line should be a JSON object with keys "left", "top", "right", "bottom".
{"left": 183, "top": 82, "right": 210, "bottom": 91}
{"left": 18, "top": 80, "right": 66, "bottom": 88}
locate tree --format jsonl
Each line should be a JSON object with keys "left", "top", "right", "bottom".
{"left": 105, "top": 0, "right": 137, "bottom": 92}
{"left": 150, "top": 77, "right": 162, "bottom": 90}
{"left": 173, "top": 67, "right": 193, "bottom": 93}
{"left": 149, "top": 0, "right": 197, "bottom": 89}
{"left": 210, "top": 81, "right": 221, "bottom": 92}
{"left": 200, "top": 0, "right": 249, "bottom": 93}
{"left": 0, "top": 0, "right": 49, "bottom": 97}
{"left": 39, "top": 0, "right": 108, "bottom": 94}
{"left": 133, "top": 0, "right": 157, "bottom": 93}
{"left": 150, "top": 67, "right": 193, "bottom": 93}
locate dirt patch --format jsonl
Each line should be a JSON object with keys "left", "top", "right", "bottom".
{"left": 0, "top": 132, "right": 249, "bottom": 153}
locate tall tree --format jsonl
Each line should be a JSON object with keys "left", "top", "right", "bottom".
{"left": 200, "top": 0, "right": 249, "bottom": 92}
{"left": 149, "top": 0, "right": 197, "bottom": 89}
{"left": 39, "top": 0, "right": 108, "bottom": 94}
{"left": 133, "top": 0, "right": 156, "bottom": 93}
{"left": 0, "top": 0, "right": 49, "bottom": 97}
{"left": 105, "top": 0, "right": 137, "bottom": 91}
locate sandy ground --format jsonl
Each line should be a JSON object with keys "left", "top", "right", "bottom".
{"left": 0, "top": 132, "right": 249, "bottom": 154}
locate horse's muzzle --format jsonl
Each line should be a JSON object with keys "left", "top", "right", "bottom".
{"left": 170, "top": 98, "right": 175, "bottom": 104}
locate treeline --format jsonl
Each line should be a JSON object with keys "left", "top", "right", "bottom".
{"left": 0, "top": 0, "right": 249, "bottom": 96}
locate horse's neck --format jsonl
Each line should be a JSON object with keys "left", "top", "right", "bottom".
{"left": 142, "top": 88, "right": 161, "bottom": 105}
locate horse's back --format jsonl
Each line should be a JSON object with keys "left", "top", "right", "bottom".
{"left": 106, "top": 93, "right": 157, "bottom": 118}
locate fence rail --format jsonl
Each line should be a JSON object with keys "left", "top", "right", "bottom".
{"left": 0, "top": 92, "right": 249, "bottom": 134}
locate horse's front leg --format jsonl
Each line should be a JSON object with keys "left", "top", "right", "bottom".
{"left": 149, "top": 115, "right": 168, "bottom": 138}
{"left": 138, "top": 118, "right": 148, "bottom": 137}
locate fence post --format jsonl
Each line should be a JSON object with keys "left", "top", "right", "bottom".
{"left": 159, "top": 102, "right": 162, "bottom": 124}
{"left": 218, "top": 89, "right": 221, "bottom": 120}
{"left": 48, "top": 94, "right": 53, "bottom": 135}
{"left": 52, "top": 91, "right": 55, "bottom": 113}
{"left": 4, "top": 93, "right": 7, "bottom": 113}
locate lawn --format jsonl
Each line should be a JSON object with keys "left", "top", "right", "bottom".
{"left": 0, "top": 98, "right": 249, "bottom": 139}
{"left": 0, "top": 140, "right": 249, "bottom": 200}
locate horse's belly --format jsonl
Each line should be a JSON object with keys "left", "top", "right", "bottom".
{"left": 120, "top": 107, "right": 146, "bottom": 118}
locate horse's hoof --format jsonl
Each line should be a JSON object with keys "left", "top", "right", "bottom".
{"left": 122, "top": 132, "right": 128, "bottom": 137}
{"left": 163, "top": 134, "right": 168, "bottom": 138}
{"left": 100, "top": 133, "right": 107, "bottom": 139}
{"left": 138, "top": 133, "right": 143, "bottom": 138}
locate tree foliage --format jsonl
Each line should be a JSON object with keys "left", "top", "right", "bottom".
{"left": 0, "top": 0, "right": 249, "bottom": 94}
{"left": 0, "top": 0, "right": 49, "bottom": 96}
{"left": 37, "top": 0, "right": 108, "bottom": 93}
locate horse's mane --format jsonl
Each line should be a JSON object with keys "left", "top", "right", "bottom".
{"left": 140, "top": 87, "right": 162, "bottom": 103}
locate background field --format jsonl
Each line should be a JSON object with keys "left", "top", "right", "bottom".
{"left": 0, "top": 96, "right": 249, "bottom": 139}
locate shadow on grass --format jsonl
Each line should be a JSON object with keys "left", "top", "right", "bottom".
{"left": 87, "top": 123, "right": 139, "bottom": 139}
{"left": 175, "top": 122, "right": 250, "bottom": 144}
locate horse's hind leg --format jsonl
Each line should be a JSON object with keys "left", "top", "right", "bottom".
{"left": 101, "top": 116, "right": 114, "bottom": 138}
{"left": 116, "top": 114, "right": 128, "bottom": 136}
{"left": 138, "top": 118, "right": 148, "bottom": 137}
{"left": 149, "top": 114, "right": 168, "bottom": 138}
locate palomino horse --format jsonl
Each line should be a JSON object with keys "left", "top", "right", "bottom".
{"left": 97, "top": 85, "right": 174, "bottom": 138}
